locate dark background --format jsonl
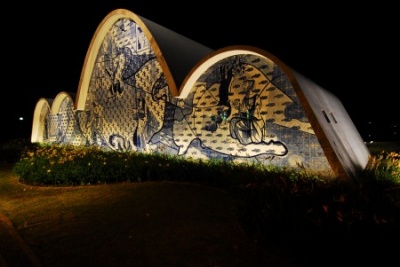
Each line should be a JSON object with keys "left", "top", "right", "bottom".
{"left": 2, "top": 1, "right": 399, "bottom": 142}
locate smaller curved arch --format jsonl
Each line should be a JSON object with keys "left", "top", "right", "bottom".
{"left": 31, "top": 98, "right": 52, "bottom": 143}
{"left": 51, "top": 92, "right": 76, "bottom": 114}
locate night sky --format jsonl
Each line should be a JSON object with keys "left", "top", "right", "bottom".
{"left": 2, "top": 1, "right": 399, "bottom": 142}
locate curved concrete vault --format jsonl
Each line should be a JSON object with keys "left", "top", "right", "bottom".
{"left": 31, "top": 9, "right": 370, "bottom": 179}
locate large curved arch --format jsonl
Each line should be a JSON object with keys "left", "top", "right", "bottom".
{"left": 75, "top": 8, "right": 213, "bottom": 110}
{"left": 178, "top": 45, "right": 369, "bottom": 179}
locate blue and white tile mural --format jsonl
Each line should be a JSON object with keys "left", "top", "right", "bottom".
{"left": 34, "top": 16, "right": 332, "bottom": 174}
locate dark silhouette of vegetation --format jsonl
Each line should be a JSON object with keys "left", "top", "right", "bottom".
{"left": 2, "top": 138, "right": 400, "bottom": 266}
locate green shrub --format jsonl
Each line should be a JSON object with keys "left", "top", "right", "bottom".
{"left": 8, "top": 142, "right": 400, "bottom": 267}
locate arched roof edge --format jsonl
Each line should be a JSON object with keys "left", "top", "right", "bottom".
{"left": 75, "top": 8, "right": 179, "bottom": 111}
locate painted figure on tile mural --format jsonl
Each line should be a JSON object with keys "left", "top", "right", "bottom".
{"left": 229, "top": 79, "right": 264, "bottom": 145}
{"left": 76, "top": 101, "right": 104, "bottom": 146}
{"left": 107, "top": 51, "right": 125, "bottom": 102}
{"left": 56, "top": 112, "right": 65, "bottom": 143}
{"left": 91, "top": 101, "right": 104, "bottom": 145}
{"left": 204, "top": 63, "right": 236, "bottom": 132}
{"left": 173, "top": 60, "right": 288, "bottom": 157}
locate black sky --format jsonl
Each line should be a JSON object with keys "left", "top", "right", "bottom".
{"left": 3, "top": 1, "right": 399, "bottom": 142}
